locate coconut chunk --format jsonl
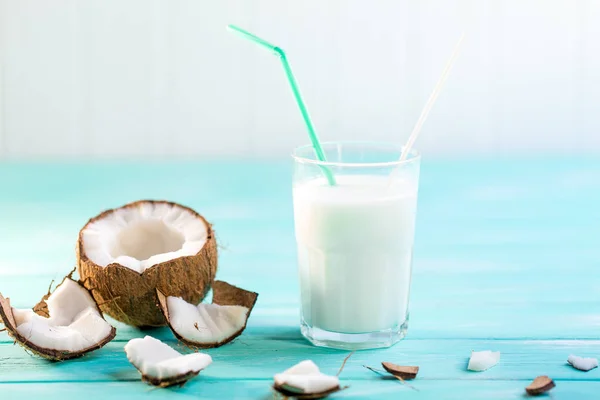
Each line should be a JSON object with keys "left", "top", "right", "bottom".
{"left": 568, "top": 354, "right": 599, "bottom": 371}
{"left": 77, "top": 200, "right": 219, "bottom": 327}
{"left": 157, "top": 280, "right": 258, "bottom": 348}
{"left": 81, "top": 201, "right": 208, "bottom": 272}
{"left": 467, "top": 350, "right": 500, "bottom": 371}
{"left": 525, "top": 375, "right": 555, "bottom": 395}
{"left": 124, "top": 336, "right": 212, "bottom": 387}
{"left": 273, "top": 360, "right": 341, "bottom": 399}
{"left": 0, "top": 277, "right": 116, "bottom": 360}
{"left": 165, "top": 298, "right": 248, "bottom": 343}
{"left": 381, "top": 362, "right": 419, "bottom": 380}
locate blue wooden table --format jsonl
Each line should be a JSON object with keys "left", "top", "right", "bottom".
{"left": 0, "top": 157, "right": 598, "bottom": 399}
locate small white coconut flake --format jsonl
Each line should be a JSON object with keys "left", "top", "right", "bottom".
{"left": 274, "top": 360, "right": 340, "bottom": 394}
{"left": 82, "top": 201, "right": 208, "bottom": 272}
{"left": 467, "top": 350, "right": 501, "bottom": 371}
{"left": 124, "top": 336, "right": 212, "bottom": 383}
{"left": 568, "top": 354, "right": 599, "bottom": 371}
{"left": 167, "top": 296, "right": 249, "bottom": 345}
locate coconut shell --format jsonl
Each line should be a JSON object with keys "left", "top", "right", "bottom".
{"left": 0, "top": 277, "right": 116, "bottom": 361}
{"left": 211, "top": 280, "right": 258, "bottom": 310}
{"left": 157, "top": 280, "right": 258, "bottom": 348}
{"left": 272, "top": 384, "right": 346, "bottom": 400}
{"left": 140, "top": 370, "right": 200, "bottom": 388}
{"left": 525, "top": 375, "right": 555, "bottom": 395}
{"left": 32, "top": 292, "right": 51, "bottom": 318}
{"left": 77, "top": 200, "right": 218, "bottom": 327}
{"left": 381, "top": 362, "right": 419, "bottom": 380}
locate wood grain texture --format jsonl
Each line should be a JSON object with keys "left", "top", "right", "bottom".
{"left": 0, "top": 158, "right": 598, "bottom": 398}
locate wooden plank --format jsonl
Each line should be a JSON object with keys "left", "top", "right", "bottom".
{"left": 0, "top": 379, "right": 597, "bottom": 400}
{"left": 0, "top": 337, "right": 598, "bottom": 382}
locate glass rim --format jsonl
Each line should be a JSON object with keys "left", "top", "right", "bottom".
{"left": 292, "top": 141, "right": 421, "bottom": 168}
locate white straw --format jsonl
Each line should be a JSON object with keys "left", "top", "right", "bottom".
{"left": 399, "top": 33, "right": 465, "bottom": 161}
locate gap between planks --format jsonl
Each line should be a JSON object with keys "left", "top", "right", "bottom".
{"left": 0, "top": 378, "right": 598, "bottom": 385}
{"left": 3, "top": 337, "right": 600, "bottom": 344}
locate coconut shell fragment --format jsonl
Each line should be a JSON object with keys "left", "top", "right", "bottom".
{"left": 157, "top": 280, "right": 258, "bottom": 348}
{"left": 273, "top": 384, "right": 345, "bottom": 400}
{"left": 124, "top": 336, "right": 212, "bottom": 388}
{"left": 77, "top": 200, "right": 219, "bottom": 327}
{"left": 211, "top": 280, "right": 258, "bottom": 310}
{"left": 382, "top": 362, "right": 419, "bottom": 380}
{"left": 0, "top": 277, "right": 116, "bottom": 361}
{"left": 273, "top": 360, "right": 345, "bottom": 400}
{"left": 142, "top": 370, "right": 202, "bottom": 388}
{"left": 525, "top": 375, "right": 555, "bottom": 395}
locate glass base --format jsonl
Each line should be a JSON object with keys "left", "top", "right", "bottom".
{"left": 300, "top": 318, "right": 409, "bottom": 350}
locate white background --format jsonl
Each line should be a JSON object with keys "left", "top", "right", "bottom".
{"left": 0, "top": 0, "right": 598, "bottom": 159}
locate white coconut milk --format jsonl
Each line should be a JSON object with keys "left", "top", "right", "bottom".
{"left": 293, "top": 175, "right": 418, "bottom": 334}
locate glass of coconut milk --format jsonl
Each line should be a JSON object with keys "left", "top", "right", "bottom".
{"left": 292, "top": 141, "right": 421, "bottom": 350}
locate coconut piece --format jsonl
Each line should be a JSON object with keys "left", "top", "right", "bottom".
{"left": 77, "top": 200, "right": 218, "bottom": 327}
{"left": 567, "top": 354, "right": 599, "bottom": 371}
{"left": 364, "top": 364, "right": 419, "bottom": 392}
{"left": 273, "top": 360, "right": 342, "bottom": 399}
{"left": 0, "top": 277, "right": 116, "bottom": 360}
{"left": 124, "top": 335, "right": 212, "bottom": 387}
{"left": 525, "top": 375, "right": 555, "bottom": 395}
{"left": 157, "top": 280, "right": 258, "bottom": 348}
{"left": 467, "top": 350, "right": 500, "bottom": 371}
{"left": 381, "top": 362, "right": 419, "bottom": 380}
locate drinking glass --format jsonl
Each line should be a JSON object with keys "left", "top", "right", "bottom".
{"left": 292, "top": 141, "right": 421, "bottom": 350}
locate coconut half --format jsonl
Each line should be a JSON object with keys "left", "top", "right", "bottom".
{"left": 124, "top": 335, "right": 212, "bottom": 387}
{"left": 77, "top": 200, "right": 218, "bottom": 327}
{"left": 0, "top": 277, "right": 116, "bottom": 360}
{"left": 273, "top": 360, "right": 342, "bottom": 399}
{"left": 157, "top": 280, "right": 258, "bottom": 348}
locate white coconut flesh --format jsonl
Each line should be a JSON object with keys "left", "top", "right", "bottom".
{"left": 11, "top": 279, "right": 113, "bottom": 352}
{"left": 568, "top": 354, "right": 599, "bottom": 371}
{"left": 124, "top": 336, "right": 212, "bottom": 382}
{"left": 467, "top": 350, "right": 501, "bottom": 371}
{"left": 274, "top": 360, "right": 340, "bottom": 394}
{"left": 81, "top": 202, "right": 208, "bottom": 273}
{"left": 166, "top": 296, "right": 249, "bottom": 345}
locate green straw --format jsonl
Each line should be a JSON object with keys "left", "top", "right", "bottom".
{"left": 227, "top": 24, "right": 336, "bottom": 186}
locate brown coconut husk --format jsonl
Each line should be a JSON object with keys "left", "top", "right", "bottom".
{"left": 0, "top": 276, "right": 116, "bottom": 361}
{"left": 32, "top": 292, "right": 51, "bottom": 318}
{"left": 139, "top": 369, "right": 200, "bottom": 388}
{"left": 211, "top": 280, "right": 258, "bottom": 310}
{"left": 525, "top": 375, "right": 555, "bottom": 395}
{"left": 272, "top": 384, "right": 346, "bottom": 400}
{"left": 382, "top": 362, "right": 419, "bottom": 380}
{"left": 76, "top": 200, "right": 218, "bottom": 327}
{"left": 157, "top": 280, "right": 258, "bottom": 349}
